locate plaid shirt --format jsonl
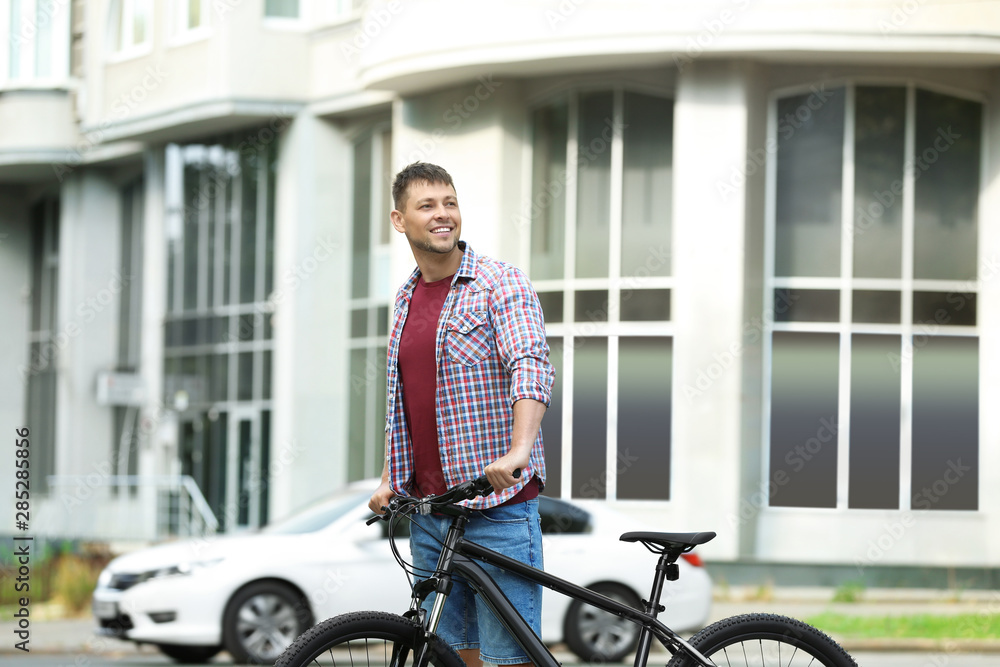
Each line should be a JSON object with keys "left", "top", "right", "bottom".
{"left": 384, "top": 242, "right": 553, "bottom": 509}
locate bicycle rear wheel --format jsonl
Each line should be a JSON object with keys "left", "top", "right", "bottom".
{"left": 275, "top": 610, "right": 465, "bottom": 667}
{"left": 666, "top": 613, "right": 857, "bottom": 667}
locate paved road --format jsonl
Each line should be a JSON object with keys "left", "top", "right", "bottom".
{"left": 9, "top": 651, "right": 1000, "bottom": 666}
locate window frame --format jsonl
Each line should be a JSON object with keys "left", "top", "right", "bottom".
{"left": 106, "top": 0, "right": 154, "bottom": 62}
{"left": 346, "top": 121, "right": 393, "bottom": 481}
{"left": 761, "top": 77, "right": 985, "bottom": 513}
{"left": 168, "top": 0, "right": 211, "bottom": 48}
{"left": 525, "top": 83, "right": 676, "bottom": 504}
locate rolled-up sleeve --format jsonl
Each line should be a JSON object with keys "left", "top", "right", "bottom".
{"left": 491, "top": 267, "right": 555, "bottom": 407}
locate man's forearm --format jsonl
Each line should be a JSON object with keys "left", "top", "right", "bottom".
{"left": 510, "top": 398, "right": 546, "bottom": 458}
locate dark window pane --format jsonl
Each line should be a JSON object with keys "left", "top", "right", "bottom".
{"left": 183, "top": 164, "right": 201, "bottom": 310}
{"left": 913, "top": 90, "right": 981, "bottom": 281}
{"left": 852, "top": 290, "right": 901, "bottom": 324}
{"left": 351, "top": 308, "right": 368, "bottom": 338}
{"left": 618, "top": 337, "right": 671, "bottom": 500}
{"left": 620, "top": 289, "right": 670, "bottom": 322}
{"left": 348, "top": 349, "right": 368, "bottom": 481}
{"left": 240, "top": 155, "right": 258, "bottom": 304}
{"left": 575, "top": 290, "right": 608, "bottom": 323}
{"left": 262, "top": 350, "right": 272, "bottom": 401}
{"left": 537, "top": 292, "right": 563, "bottom": 325}
{"left": 265, "top": 0, "right": 298, "bottom": 17}
{"left": 576, "top": 91, "right": 613, "bottom": 279}
{"left": 260, "top": 410, "right": 271, "bottom": 525}
{"left": 377, "top": 306, "right": 389, "bottom": 337}
{"left": 238, "top": 314, "right": 256, "bottom": 342}
{"left": 853, "top": 86, "right": 906, "bottom": 279}
{"left": 211, "top": 354, "right": 228, "bottom": 402}
{"left": 352, "top": 136, "right": 372, "bottom": 299}
{"left": 543, "top": 337, "right": 564, "bottom": 498}
{"left": 530, "top": 103, "right": 568, "bottom": 281}
{"left": 774, "top": 289, "right": 840, "bottom": 323}
{"left": 265, "top": 145, "right": 276, "bottom": 298}
{"left": 913, "top": 292, "right": 976, "bottom": 327}
{"left": 572, "top": 337, "right": 607, "bottom": 499}
{"left": 849, "top": 335, "right": 901, "bottom": 509}
{"left": 775, "top": 87, "right": 846, "bottom": 277}
{"left": 237, "top": 351, "right": 253, "bottom": 400}
{"left": 215, "top": 315, "right": 232, "bottom": 344}
{"left": 237, "top": 420, "right": 252, "bottom": 525}
{"left": 622, "top": 92, "right": 672, "bottom": 278}
{"left": 769, "top": 332, "right": 839, "bottom": 508}
{"left": 911, "top": 336, "right": 978, "bottom": 510}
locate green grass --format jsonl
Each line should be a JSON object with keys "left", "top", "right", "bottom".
{"left": 807, "top": 612, "right": 1000, "bottom": 640}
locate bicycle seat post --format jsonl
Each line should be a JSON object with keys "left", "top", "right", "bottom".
{"left": 632, "top": 550, "right": 679, "bottom": 667}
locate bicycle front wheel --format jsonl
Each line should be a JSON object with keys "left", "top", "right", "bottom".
{"left": 666, "top": 613, "right": 857, "bottom": 667}
{"left": 275, "top": 611, "right": 465, "bottom": 667}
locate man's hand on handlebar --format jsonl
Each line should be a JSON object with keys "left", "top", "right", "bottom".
{"left": 368, "top": 478, "right": 396, "bottom": 515}
{"left": 485, "top": 452, "right": 527, "bottom": 493}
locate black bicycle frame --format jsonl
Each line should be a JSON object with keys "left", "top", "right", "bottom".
{"left": 419, "top": 534, "right": 716, "bottom": 667}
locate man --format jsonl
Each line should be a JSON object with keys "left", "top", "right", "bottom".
{"left": 369, "top": 162, "right": 554, "bottom": 667}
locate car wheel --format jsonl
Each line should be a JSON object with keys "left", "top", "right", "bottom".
{"left": 563, "top": 582, "right": 642, "bottom": 663}
{"left": 223, "top": 581, "right": 313, "bottom": 664}
{"left": 156, "top": 643, "right": 222, "bottom": 663}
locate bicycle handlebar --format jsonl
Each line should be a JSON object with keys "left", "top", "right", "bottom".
{"left": 366, "top": 468, "right": 521, "bottom": 525}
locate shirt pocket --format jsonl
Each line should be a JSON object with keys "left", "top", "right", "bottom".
{"left": 446, "top": 310, "right": 492, "bottom": 366}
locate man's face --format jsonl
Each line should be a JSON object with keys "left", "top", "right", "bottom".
{"left": 391, "top": 180, "right": 462, "bottom": 255}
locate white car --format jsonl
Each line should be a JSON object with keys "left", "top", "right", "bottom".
{"left": 93, "top": 480, "right": 712, "bottom": 664}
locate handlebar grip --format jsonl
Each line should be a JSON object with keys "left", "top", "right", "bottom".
{"left": 366, "top": 514, "right": 383, "bottom": 526}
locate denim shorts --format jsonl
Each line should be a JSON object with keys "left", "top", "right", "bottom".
{"left": 409, "top": 498, "right": 543, "bottom": 665}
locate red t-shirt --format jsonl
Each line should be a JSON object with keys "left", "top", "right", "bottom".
{"left": 398, "top": 272, "right": 540, "bottom": 505}
{"left": 398, "top": 273, "right": 452, "bottom": 497}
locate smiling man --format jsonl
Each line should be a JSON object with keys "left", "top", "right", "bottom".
{"left": 369, "top": 162, "right": 554, "bottom": 667}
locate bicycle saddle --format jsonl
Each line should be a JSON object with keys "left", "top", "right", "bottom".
{"left": 620, "top": 531, "right": 716, "bottom": 552}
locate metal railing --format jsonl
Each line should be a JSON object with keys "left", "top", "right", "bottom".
{"left": 45, "top": 474, "right": 219, "bottom": 540}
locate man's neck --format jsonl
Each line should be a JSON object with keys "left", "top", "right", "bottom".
{"left": 415, "top": 246, "right": 463, "bottom": 283}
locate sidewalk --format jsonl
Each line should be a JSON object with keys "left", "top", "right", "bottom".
{"left": 3, "top": 588, "right": 998, "bottom": 655}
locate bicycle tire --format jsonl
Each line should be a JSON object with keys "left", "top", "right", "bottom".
{"left": 666, "top": 613, "right": 858, "bottom": 667}
{"left": 274, "top": 610, "right": 465, "bottom": 667}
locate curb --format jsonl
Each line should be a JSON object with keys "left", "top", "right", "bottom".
{"left": 839, "top": 637, "right": 1000, "bottom": 653}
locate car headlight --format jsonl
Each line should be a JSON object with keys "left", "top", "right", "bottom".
{"left": 144, "top": 558, "right": 225, "bottom": 581}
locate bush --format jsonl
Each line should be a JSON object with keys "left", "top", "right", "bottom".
{"left": 52, "top": 555, "right": 100, "bottom": 614}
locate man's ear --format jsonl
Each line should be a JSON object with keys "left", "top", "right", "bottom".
{"left": 390, "top": 209, "right": 406, "bottom": 233}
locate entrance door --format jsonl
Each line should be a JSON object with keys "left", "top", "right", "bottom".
{"left": 226, "top": 408, "right": 271, "bottom": 529}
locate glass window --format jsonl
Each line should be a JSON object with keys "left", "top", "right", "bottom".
{"left": 848, "top": 335, "right": 901, "bottom": 509}
{"left": 111, "top": 0, "right": 153, "bottom": 53}
{"left": 347, "top": 126, "right": 393, "bottom": 482}
{"left": 572, "top": 338, "right": 608, "bottom": 499}
{"left": 24, "top": 198, "right": 60, "bottom": 493}
{"left": 617, "top": 337, "right": 671, "bottom": 500}
{"left": 529, "top": 88, "right": 674, "bottom": 502}
{"left": 265, "top": 0, "right": 299, "bottom": 18}
{"left": 622, "top": 92, "right": 672, "bottom": 278}
{"left": 774, "top": 87, "right": 846, "bottom": 278}
{"left": 576, "top": 92, "right": 614, "bottom": 279}
{"left": 529, "top": 103, "right": 568, "bottom": 281}
{"left": 853, "top": 86, "right": 906, "bottom": 279}
{"left": 769, "top": 332, "right": 839, "bottom": 509}
{"left": 767, "top": 83, "right": 981, "bottom": 512}
{"left": 913, "top": 90, "right": 981, "bottom": 281}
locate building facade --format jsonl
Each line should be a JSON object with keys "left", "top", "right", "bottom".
{"left": 1, "top": 0, "right": 998, "bottom": 577}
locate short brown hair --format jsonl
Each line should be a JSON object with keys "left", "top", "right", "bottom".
{"left": 391, "top": 162, "right": 455, "bottom": 211}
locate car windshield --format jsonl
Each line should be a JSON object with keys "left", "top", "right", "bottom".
{"left": 261, "top": 491, "right": 367, "bottom": 535}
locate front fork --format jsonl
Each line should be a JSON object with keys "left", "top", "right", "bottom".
{"left": 408, "top": 509, "right": 470, "bottom": 667}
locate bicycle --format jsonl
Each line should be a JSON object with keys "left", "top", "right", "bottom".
{"left": 276, "top": 473, "right": 858, "bottom": 667}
